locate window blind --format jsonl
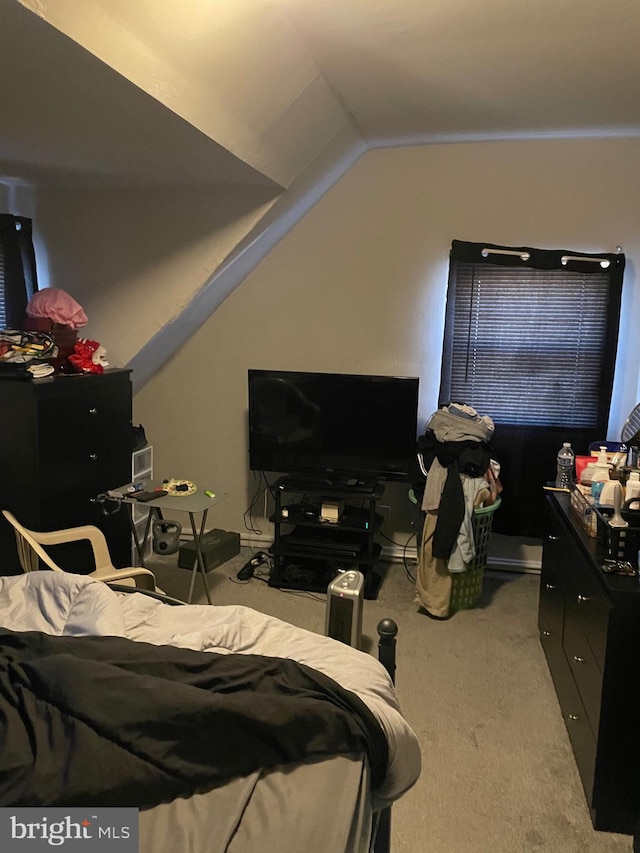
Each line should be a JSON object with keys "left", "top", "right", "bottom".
{"left": 440, "top": 241, "right": 624, "bottom": 432}
{"left": 0, "top": 245, "right": 6, "bottom": 327}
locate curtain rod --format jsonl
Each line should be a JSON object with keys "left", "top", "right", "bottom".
{"left": 481, "top": 248, "right": 530, "bottom": 261}
{"left": 482, "top": 247, "right": 617, "bottom": 269}
{"left": 561, "top": 255, "right": 610, "bottom": 268}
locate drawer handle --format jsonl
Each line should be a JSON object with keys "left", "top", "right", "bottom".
{"left": 545, "top": 583, "right": 557, "bottom": 590}
{"left": 573, "top": 656, "right": 585, "bottom": 663}
{"left": 542, "top": 630, "right": 551, "bottom": 637}
{"left": 89, "top": 453, "right": 98, "bottom": 461}
{"left": 568, "top": 714, "right": 580, "bottom": 721}
{"left": 88, "top": 407, "right": 98, "bottom": 415}
{"left": 548, "top": 535, "right": 560, "bottom": 541}
{"left": 577, "top": 594, "right": 590, "bottom": 603}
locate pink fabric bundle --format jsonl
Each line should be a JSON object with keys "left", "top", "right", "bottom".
{"left": 26, "top": 288, "right": 88, "bottom": 330}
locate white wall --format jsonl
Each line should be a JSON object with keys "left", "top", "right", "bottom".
{"left": 34, "top": 184, "right": 279, "bottom": 366}
{"left": 133, "top": 136, "right": 640, "bottom": 544}
{"left": 0, "top": 182, "right": 37, "bottom": 218}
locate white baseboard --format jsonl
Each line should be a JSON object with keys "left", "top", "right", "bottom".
{"left": 379, "top": 543, "right": 541, "bottom": 573}
{"left": 380, "top": 543, "right": 417, "bottom": 563}
{"left": 241, "top": 534, "right": 276, "bottom": 550}
{"left": 486, "top": 555, "right": 541, "bottom": 574}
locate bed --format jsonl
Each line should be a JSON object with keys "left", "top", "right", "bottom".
{"left": 0, "top": 572, "right": 421, "bottom": 852}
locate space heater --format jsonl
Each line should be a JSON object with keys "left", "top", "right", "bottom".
{"left": 325, "top": 570, "right": 364, "bottom": 649}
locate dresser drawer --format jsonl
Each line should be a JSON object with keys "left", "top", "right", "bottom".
{"left": 563, "top": 618, "right": 603, "bottom": 738}
{"left": 539, "top": 578, "right": 565, "bottom": 662}
{"left": 538, "top": 531, "right": 568, "bottom": 644}
{"left": 0, "top": 370, "right": 133, "bottom": 575}
{"left": 40, "top": 448, "right": 130, "bottom": 499}
{"left": 552, "top": 651, "right": 597, "bottom": 803}
{"left": 564, "top": 559, "right": 610, "bottom": 672}
{"left": 37, "top": 379, "right": 132, "bottom": 496}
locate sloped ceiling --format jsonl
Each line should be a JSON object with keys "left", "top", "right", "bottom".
{"left": 3, "top": 0, "right": 640, "bottom": 190}
{"left": 2, "top": 0, "right": 640, "bottom": 390}
{"left": 275, "top": 0, "right": 640, "bottom": 142}
{"left": 1, "top": 0, "right": 355, "bottom": 188}
{"left": 0, "top": 0, "right": 284, "bottom": 188}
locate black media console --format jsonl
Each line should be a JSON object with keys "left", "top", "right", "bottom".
{"left": 269, "top": 476, "right": 385, "bottom": 599}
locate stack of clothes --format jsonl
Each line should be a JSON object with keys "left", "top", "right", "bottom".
{"left": 414, "top": 403, "right": 501, "bottom": 620}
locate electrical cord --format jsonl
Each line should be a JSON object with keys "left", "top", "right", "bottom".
{"left": 228, "top": 556, "right": 273, "bottom": 585}
{"left": 243, "top": 471, "right": 280, "bottom": 537}
{"left": 230, "top": 561, "right": 325, "bottom": 602}
{"left": 377, "top": 529, "right": 417, "bottom": 583}
{"left": 403, "top": 533, "right": 417, "bottom": 583}
{"left": 279, "top": 587, "right": 326, "bottom": 602}
{"left": 243, "top": 471, "right": 267, "bottom": 535}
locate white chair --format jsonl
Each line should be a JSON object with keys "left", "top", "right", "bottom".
{"left": 2, "top": 509, "right": 160, "bottom": 592}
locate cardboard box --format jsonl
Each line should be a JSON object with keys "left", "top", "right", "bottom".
{"left": 178, "top": 528, "right": 241, "bottom": 571}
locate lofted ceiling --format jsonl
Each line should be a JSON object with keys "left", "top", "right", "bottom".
{"left": 0, "top": 0, "right": 281, "bottom": 188}
{"left": 2, "top": 0, "right": 640, "bottom": 189}
{"left": 275, "top": 0, "right": 640, "bottom": 143}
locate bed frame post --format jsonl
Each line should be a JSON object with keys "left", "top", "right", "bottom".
{"left": 374, "top": 619, "right": 398, "bottom": 853}
{"left": 377, "top": 618, "right": 397, "bottom": 684}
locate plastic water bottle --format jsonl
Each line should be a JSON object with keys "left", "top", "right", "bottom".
{"left": 555, "top": 442, "right": 575, "bottom": 489}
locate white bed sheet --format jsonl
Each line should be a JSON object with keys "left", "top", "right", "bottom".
{"left": 0, "top": 573, "right": 421, "bottom": 809}
{"left": 139, "top": 753, "right": 373, "bottom": 853}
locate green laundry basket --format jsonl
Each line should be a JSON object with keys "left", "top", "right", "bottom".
{"left": 450, "top": 498, "right": 501, "bottom": 611}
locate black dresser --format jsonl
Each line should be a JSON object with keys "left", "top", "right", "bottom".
{"left": 0, "top": 369, "right": 133, "bottom": 574}
{"left": 539, "top": 491, "right": 640, "bottom": 836}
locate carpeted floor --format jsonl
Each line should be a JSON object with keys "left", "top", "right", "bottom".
{"left": 146, "top": 548, "right": 633, "bottom": 853}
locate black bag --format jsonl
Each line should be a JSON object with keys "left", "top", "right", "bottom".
{"left": 132, "top": 423, "right": 147, "bottom": 451}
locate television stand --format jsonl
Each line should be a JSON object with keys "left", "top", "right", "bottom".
{"left": 279, "top": 474, "right": 378, "bottom": 495}
{"left": 269, "top": 477, "right": 385, "bottom": 599}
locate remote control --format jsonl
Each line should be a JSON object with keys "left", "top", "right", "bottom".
{"left": 133, "top": 490, "right": 168, "bottom": 502}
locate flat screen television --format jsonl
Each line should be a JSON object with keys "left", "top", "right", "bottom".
{"left": 248, "top": 369, "right": 419, "bottom": 485}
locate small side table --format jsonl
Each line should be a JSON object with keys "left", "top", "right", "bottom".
{"left": 116, "top": 482, "right": 229, "bottom": 604}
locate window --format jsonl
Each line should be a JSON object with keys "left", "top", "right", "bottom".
{"left": 0, "top": 214, "right": 38, "bottom": 329}
{"left": 440, "top": 240, "right": 624, "bottom": 432}
{"left": 439, "top": 240, "right": 625, "bottom": 537}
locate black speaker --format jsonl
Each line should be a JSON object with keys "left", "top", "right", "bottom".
{"left": 325, "top": 570, "right": 364, "bottom": 648}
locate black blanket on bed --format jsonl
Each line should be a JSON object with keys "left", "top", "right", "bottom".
{"left": 0, "top": 629, "right": 389, "bottom": 808}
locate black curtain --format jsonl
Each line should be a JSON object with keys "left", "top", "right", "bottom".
{"left": 439, "top": 240, "right": 625, "bottom": 538}
{"left": 0, "top": 215, "right": 38, "bottom": 328}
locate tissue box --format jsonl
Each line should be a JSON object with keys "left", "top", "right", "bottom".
{"left": 178, "top": 528, "right": 240, "bottom": 571}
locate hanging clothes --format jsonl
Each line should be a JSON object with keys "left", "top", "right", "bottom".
{"left": 420, "top": 404, "right": 495, "bottom": 561}
{"left": 414, "top": 403, "right": 500, "bottom": 619}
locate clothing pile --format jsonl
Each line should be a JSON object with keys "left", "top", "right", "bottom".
{"left": 0, "top": 329, "right": 57, "bottom": 377}
{"left": 414, "top": 403, "right": 501, "bottom": 619}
